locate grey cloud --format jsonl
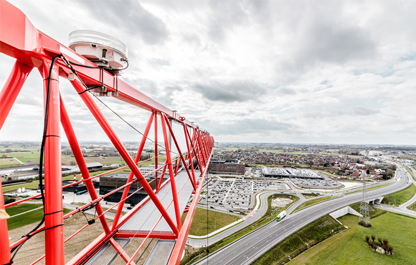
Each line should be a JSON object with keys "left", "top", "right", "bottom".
{"left": 148, "top": 58, "right": 171, "bottom": 66}
{"left": 192, "top": 80, "right": 267, "bottom": 102}
{"left": 302, "top": 22, "right": 377, "bottom": 64}
{"left": 201, "top": 118, "right": 295, "bottom": 136}
{"left": 277, "top": 87, "right": 297, "bottom": 95}
{"left": 304, "top": 106, "right": 380, "bottom": 119}
{"left": 207, "top": 0, "right": 249, "bottom": 43}
{"left": 350, "top": 106, "right": 380, "bottom": 116}
{"left": 182, "top": 33, "right": 201, "bottom": 48}
{"left": 75, "top": 0, "right": 168, "bottom": 45}
{"left": 276, "top": 4, "right": 377, "bottom": 82}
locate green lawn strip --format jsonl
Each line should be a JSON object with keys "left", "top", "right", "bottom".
{"left": 181, "top": 194, "right": 298, "bottom": 265}
{"left": 0, "top": 158, "right": 20, "bottom": 168}
{"left": 181, "top": 208, "right": 240, "bottom": 236}
{"left": 346, "top": 182, "right": 393, "bottom": 195}
{"left": 290, "top": 212, "right": 416, "bottom": 265}
{"left": 382, "top": 184, "right": 416, "bottom": 206}
{"left": 253, "top": 215, "right": 344, "bottom": 265}
{"left": 407, "top": 201, "right": 416, "bottom": 211}
{"left": 8, "top": 208, "right": 71, "bottom": 230}
{"left": 349, "top": 202, "right": 387, "bottom": 219}
{"left": 406, "top": 167, "right": 415, "bottom": 181}
{"left": 294, "top": 196, "right": 334, "bottom": 212}
{"left": 5, "top": 203, "right": 42, "bottom": 216}
{"left": 3, "top": 181, "right": 40, "bottom": 193}
{"left": 0, "top": 148, "right": 41, "bottom": 163}
{"left": 3, "top": 168, "right": 120, "bottom": 193}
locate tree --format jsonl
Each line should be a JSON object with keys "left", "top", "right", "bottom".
{"left": 5, "top": 149, "right": 12, "bottom": 153}
{"left": 388, "top": 164, "right": 397, "bottom": 171}
{"left": 378, "top": 237, "right": 383, "bottom": 246}
{"left": 381, "top": 169, "right": 394, "bottom": 180}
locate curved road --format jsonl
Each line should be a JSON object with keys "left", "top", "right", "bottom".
{"left": 187, "top": 191, "right": 307, "bottom": 247}
{"left": 195, "top": 165, "right": 411, "bottom": 265}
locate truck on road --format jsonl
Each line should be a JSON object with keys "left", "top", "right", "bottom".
{"left": 276, "top": 211, "right": 287, "bottom": 222}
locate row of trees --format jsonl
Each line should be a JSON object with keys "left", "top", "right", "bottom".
{"left": 365, "top": 235, "right": 394, "bottom": 255}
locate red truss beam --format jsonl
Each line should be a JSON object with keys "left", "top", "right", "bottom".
{"left": 0, "top": 1, "right": 215, "bottom": 264}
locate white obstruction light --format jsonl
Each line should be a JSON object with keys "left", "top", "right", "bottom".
{"left": 68, "top": 30, "right": 128, "bottom": 72}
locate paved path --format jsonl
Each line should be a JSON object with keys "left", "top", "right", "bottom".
{"left": 374, "top": 204, "right": 416, "bottom": 218}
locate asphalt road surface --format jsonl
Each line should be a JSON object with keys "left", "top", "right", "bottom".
{"left": 196, "top": 165, "right": 410, "bottom": 265}
{"left": 187, "top": 191, "right": 306, "bottom": 247}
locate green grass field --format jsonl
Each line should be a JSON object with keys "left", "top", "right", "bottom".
{"left": 181, "top": 207, "right": 240, "bottom": 236}
{"left": 0, "top": 147, "right": 41, "bottom": 163}
{"left": 407, "top": 201, "right": 416, "bottom": 211}
{"left": 294, "top": 197, "right": 334, "bottom": 212}
{"left": 6, "top": 203, "right": 71, "bottom": 230}
{"left": 350, "top": 202, "right": 387, "bottom": 219}
{"left": 290, "top": 213, "right": 416, "bottom": 265}
{"left": 6, "top": 203, "right": 41, "bottom": 216}
{"left": 2, "top": 168, "right": 123, "bottom": 193}
{"left": 0, "top": 158, "right": 20, "bottom": 168}
{"left": 382, "top": 184, "right": 416, "bottom": 206}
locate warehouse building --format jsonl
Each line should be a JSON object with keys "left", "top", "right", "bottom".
{"left": 99, "top": 167, "right": 169, "bottom": 205}
{"left": 208, "top": 159, "right": 245, "bottom": 175}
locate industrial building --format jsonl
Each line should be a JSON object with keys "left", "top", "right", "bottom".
{"left": 62, "top": 179, "right": 99, "bottom": 193}
{"left": 208, "top": 159, "right": 245, "bottom": 175}
{"left": 99, "top": 167, "right": 170, "bottom": 205}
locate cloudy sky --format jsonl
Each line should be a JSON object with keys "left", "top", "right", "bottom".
{"left": 1, "top": 0, "right": 416, "bottom": 145}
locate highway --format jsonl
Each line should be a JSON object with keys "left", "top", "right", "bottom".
{"left": 195, "top": 165, "right": 411, "bottom": 265}
{"left": 187, "top": 190, "right": 307, "bottom": 247}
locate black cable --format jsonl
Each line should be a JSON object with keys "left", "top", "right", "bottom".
{"left": 8, "top": 55, "right": 60, "bottom": 264}
{"left": 68, "top": 60, "right": 101, "bottom": 69}
{"left": 68, "top": 59, "right": 129, "bottom": 71}
{"left": 78, "top": 85, "right": 103, "bottom": 95}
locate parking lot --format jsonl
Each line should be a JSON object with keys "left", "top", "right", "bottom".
{"left": 199, "top": 177, "right": 289, "bottom": 213}
{"left": 290, "top": 177, "right": 344, "bottom": 189}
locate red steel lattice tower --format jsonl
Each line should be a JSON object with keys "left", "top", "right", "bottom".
{"left": 0, "top": 1, "right": 214, "bottom": 264}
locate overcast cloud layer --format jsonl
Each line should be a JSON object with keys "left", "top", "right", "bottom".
{"left": 1, "top": 0, "right": 416, "bottom": 145}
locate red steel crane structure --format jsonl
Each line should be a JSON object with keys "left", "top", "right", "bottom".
{"left": 0, "top": 1, "right": 214, "bottom": 264}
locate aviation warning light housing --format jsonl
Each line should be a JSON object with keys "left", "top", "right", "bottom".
{"left": 68, "top": 30, "right": 128, "bottom": 74}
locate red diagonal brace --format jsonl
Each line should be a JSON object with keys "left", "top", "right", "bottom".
{"left": 60, "top": 95, "right": 110, "bottom": 234}
{"left": 69, "top": 78, "right": 178, "bottom": 236}
{"left": 160, "top": 114, "right": 182, "bottom": 231}
{"left": 111, "top": 112, "right": 154, "bottom": 230}
{"left": 183, "top": 124, "right": 197, "bottom": 188}
{"left": 162, "top": 114, "right": 196, "bottom": 190}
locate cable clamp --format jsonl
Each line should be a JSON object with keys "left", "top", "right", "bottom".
{"left": 82, "top": 201, "right": 99, "bottom": 212}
